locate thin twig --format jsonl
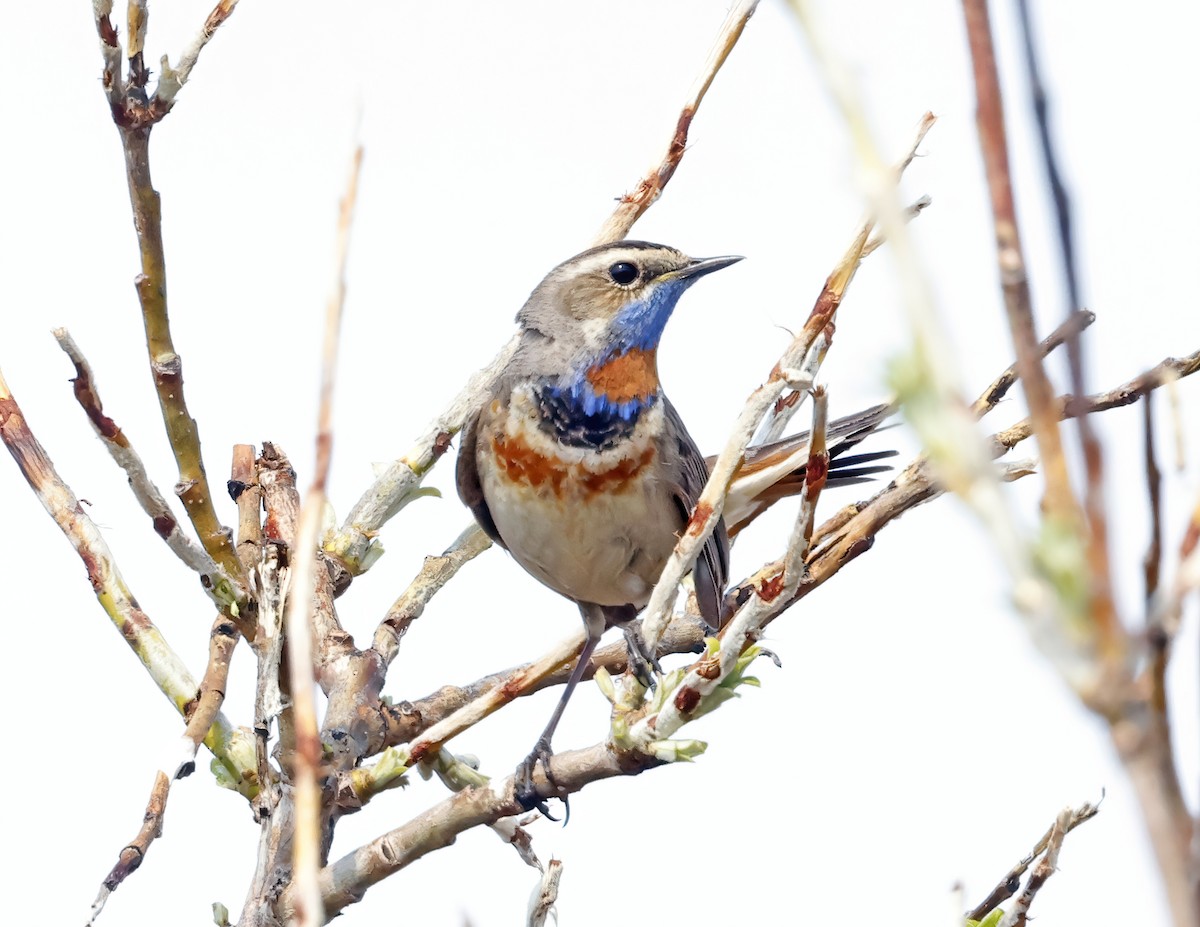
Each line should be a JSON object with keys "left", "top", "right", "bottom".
{"left": 593, "top": 0, "right": 760, "bottom": 243}
{"left": 372, "top": 525, "right": 493, "bottom": 666}
{"left": 157, "top": 0, "right": 241, "bottom": 104}
{"left": 86, "top": 771, "right": 170, "bottom": 926}
{"left": 178, "top": 616, "right": 240, "bottom": 778}
{"left": 54, "top": 329, "right": 248, "bottom": 625}
{"left": 93, "top": 2, "right": 248, "bottom": 588}
{"left": 966, "top": 800, "right": 1100, "bottom": 921}
{"left": 971, "top": 309, "right": 1095, "bottom": 418}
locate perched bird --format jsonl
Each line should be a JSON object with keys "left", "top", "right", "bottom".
{"left": 457, "top": 240, "right": 888, "bottom": 810}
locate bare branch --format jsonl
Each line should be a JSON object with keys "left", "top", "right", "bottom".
{"left": 157, "top": 0, "right": 241, "bottom": 105}
{"left": 372, "top": 525, "right": 493, "bottom": 666}
{"left": 86, "top": 771, "right": 170, "bottom": 926}
{"left": 54, "top": 329, "right": 248, "bottom": 625}
{"left": 967, "top": 800, "right": 1100, "bottom": 921}
{"left": 0, "top": 368, "right": 256, "bottom": 796}
{"left": 179, "top": 616, "right": 240, "bottom": 778}
{"left": 593, "top": 0, "right": 761, "bottom": 244}
{"left": 971, "top": 309, "right": 1095, "bottom": 418}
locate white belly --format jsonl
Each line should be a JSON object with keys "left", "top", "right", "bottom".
{"left": 478, "top": 396, "right": 680, "bottom": 608}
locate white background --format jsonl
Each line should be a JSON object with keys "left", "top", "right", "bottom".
{"left": 2, "top": 2, "right": 1197, "bottom": 925}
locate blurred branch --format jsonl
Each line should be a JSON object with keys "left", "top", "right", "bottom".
{"left": 283, "top": 142, "right": 365, "bottom": 927}
{"left": 527, "top": 858, "right": 563, "bottom": 927}
{"left": 961, "top": 3, "right": 1195, "bottom": 923}
{"left": 961, "top": 0, "right": 1078, "bottom": 523}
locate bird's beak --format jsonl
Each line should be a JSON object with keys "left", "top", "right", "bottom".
{"left": 670, "top": 254, "right": 745, "bottom": 282}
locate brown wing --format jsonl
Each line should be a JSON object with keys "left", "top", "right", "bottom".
{"left": 662, "top": 399, "right": 730, "bottom": 630}
{"left": 456, "top": 410, "right": 507, "bottom": 550}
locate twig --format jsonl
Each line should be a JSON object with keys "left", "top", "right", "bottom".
{"left": 157, "top": 0, "right": 241, "bottom": 105}
{"left": 178, "top": 616, "right": 240, "bottom": 778}
{"left": 93, "top": 0, "right": 247, "bottom": 590}
{"left": 1014, "top": 0, "right": 1080, "bottom": 312}
{"left": 966, "top": 800, "right": 1100, "bottom": 921}
{"left": 989, "top": 351, "right": 1200, "bottom": 455}
{"left": 86, "top": 771, "right": 170, "bottom": 926}
{"left": 372, "top": 525, "right": 493, "bottom": 666}
{"left": 324, "top": 1, "right": 761, "bottom": 576}
{"left": 970, "top": 310, "right": 1095, "bottom": 418}
{"left": 54, "top": 329, "right": 248, "bottom": 625}
{"left": 593, "top": 0, "right": 760, "bottom": 243}
{"left": 0, "top": 368, "right": 255, "bottom": 796}
{"left": 631, "top": 390, "right": 831, "bottom": 747}
{"left": 370, "top": 614, "right": 710, "bottom": 754}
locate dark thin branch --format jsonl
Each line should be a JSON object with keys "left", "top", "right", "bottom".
{"left": 966, "top": 800, "right": 1100, "bottom": 921}
{"left": 971, "top": 309, "right": 1094, "bottom": 418}
{"left": 1014, "top": 0, "right": 1080, "bottom": 313}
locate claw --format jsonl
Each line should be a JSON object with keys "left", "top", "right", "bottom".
{"left": 622, "top": 624, "right": 662, "bottom": 688}
{"left": 514, "top": 739, "right": 568, "bottom": 824}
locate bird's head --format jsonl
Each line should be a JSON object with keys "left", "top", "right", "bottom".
{"left": 516, "top": 241, "right": 742, "bottom": 418}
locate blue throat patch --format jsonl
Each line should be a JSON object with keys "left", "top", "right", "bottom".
{"left": 536, "top": 381, "right": 656, "bottom": 449}
{"left": 534, "top": 276, "right": 692, "bottom": 448}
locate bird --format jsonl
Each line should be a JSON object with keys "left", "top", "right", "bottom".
{"left": 457, "top": 240, "right": 890, "bottom": 812}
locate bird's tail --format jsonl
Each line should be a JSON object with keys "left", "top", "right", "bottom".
{"left": 722, "top": 402, "right": 896, "bottom": 537}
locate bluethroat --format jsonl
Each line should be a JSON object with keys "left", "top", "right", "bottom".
{"left": 457, "top": 241, "right": 889, "bottom": 811}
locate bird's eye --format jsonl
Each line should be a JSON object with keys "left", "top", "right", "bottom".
{"left": 608, "top": 262, "right": 639, "bottom": 286}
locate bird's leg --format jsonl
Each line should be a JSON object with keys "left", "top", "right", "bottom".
{"left": 621, "top": 622, "right": 662, "bottom": 689}
{"left": 515, "top": 605, "right": 606, "bottom": 818}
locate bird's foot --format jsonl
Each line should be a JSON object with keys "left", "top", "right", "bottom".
{"left": 515, "top": 738, "right": 568, "bottom": 824}
{"left": 622, "top": 623, "right": 662, "bottom": 690}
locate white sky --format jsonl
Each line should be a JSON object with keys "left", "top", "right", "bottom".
{"left": 2, "top": 2, "right": 1197, "bottom": 925}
